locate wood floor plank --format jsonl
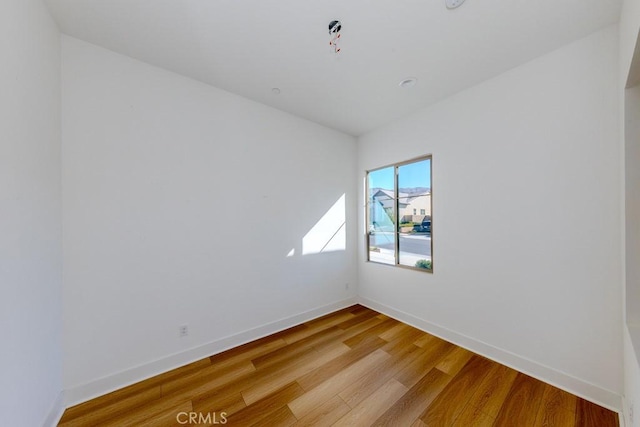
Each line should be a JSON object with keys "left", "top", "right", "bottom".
{"left": 419, "top": 355, "right": 495, "bottom": 426}
{"left": 343, "top": 318, "right": 399, "bottom": 348}
{"left": 413, "top": 332, "right": 447, "bottom": 349}
{"left": 450, "top": 402, "right": 495, "bottom": 427}
{"left": 207, "top": 338, "right": 287, "bottom": 371}
{"left": 58, "top": 386, "right": 162, "bottom": 427}
{"left": 242, "top": 324, "right": 308, "bottom": 350}
{"left": 334, "top": 315, "right": 386, "bottom": 344}
{"left": 534, "top": 405, "right": 576, "bottom": 427}
{"left": 160, "top": 360, "right": 255, "bottom": 405}
{"left": 187, "top": 349, "right": 320, "bottom": 415}
{"left": 242, "top": 342, "right": 349, "bottom": 405}
{"left": 251, "top": 405, "right": 298, "bottom": 427}
{"left": 209, "top": 336, "right": 286, "bottom": 367}
{"left": 333, "top": 378, "right": 408, "bottom": 426}
{"left": 297, "top": 335, "right": 387, "bottom": 391}
{"left": 284, "top": 311, "right": 356, "bottom": 344}
{"left": 493, "top": 372, "right": 547, "bottom": 427}
{"left": 463, "top": 362, "right": 518, "bottom": 419}
{"left": 59, "top": 306, "right": 619, "bottom": 427}
{"left": 303, "top": 306, "right": 357, "bottom": 327}
{"left": 575, "top": 398, "right": 619, "bottom": 427}
{"left": 160, "top": 359, "right": 255, "bottom": 396}
{"left": 288, "top": 348, "right": 390, "bottom": 419}
{"left": 379, "top": 323, "right": 419, "bottom": 342}
{"left": 251, "top": 326, "right": 344, "bottom": 370}
{"left": 187, "top": 347, "right": 321, "bottom": 411}
{"left": 434, "top": 346, "right": 474, "bottom": 376}
{"left": 191, "top": 389, "right": 246, "bottom": 416}
{"left": 227, "top": 382, "right": 304, "bottom": 426}
{"left": 302, "top": 306, "right": 357, "bottom": 328}
{"left": 129, "top": 370, "right": 249, "bottom": 420}
{"left": 380, "top": 327, "right": 425, "bottom": 358}
{"left": 101, "top": 400, "right": 192, "bottom": 427}
{"left": 58, "top": 357, "right": 208, "bottom": 424}
{"left": 304, "top": 309, "right": 356, "bottom": 329}
{"left": 338, "top": 342, "right": 423, "bottom": 408}
{"left": 335, "top": 308, "right": 380, "bottom": 330}
{"left": 167, "top": 346, "right": 322, "bottom": 410}
{"left": 394, "top": 338, "right": 455, "bottom": 388}
{"left": 132, "top": 358, "right": 212, "bottom": 392}
{"left": 292, "top": 395, "right": 351, "bottom": 427}
{"left": 533, "top": 384, "right": 578, "bottom": 427}
{"left": 114, "top": 381, "right": 243, "bottom": 425}
{"left": 349, "top": 305, "right": 372, "bottom": 315}
{"left": 372, "top": 367, "right": 453, "bottom": 427}
{"left": 543, "top": 384, "right": 578, "bottom": 413}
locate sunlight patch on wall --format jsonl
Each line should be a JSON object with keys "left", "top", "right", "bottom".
{"left": 302, "top": 194, "right": 346, "bottom": 255}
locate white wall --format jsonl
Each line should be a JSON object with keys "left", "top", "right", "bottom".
{"left": 625, "top": 85, "right": 640, "bottom": 350}
{"left": 358, "top": 26, "right": 622, "bottom": 410}
{"left": 61, "top": 36, "right": 358, "bottom": 404}
{"left": 621, "top": 0, "right": 640, "bottom": 424}
{"left": 0, "top": 0, "right": 64, "bottom": 426}
{"left": 622, "top": 0, "right": 640, "bottom": 331}
{"left": 620, "top": 0, "right": 640, "bottom": 88}
{"left": 625, "top": 330, "right": 640, "bottom": 427}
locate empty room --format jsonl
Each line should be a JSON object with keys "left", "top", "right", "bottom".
{"left": 3, "top": 0, "right": 640, "bottom": 426}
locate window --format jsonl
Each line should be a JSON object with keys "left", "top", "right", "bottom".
{"left": 413, "top": 208, "right": 417, "bottom": 215}
{"left": 366, "top": 156, "right": 432, "bottom": 272}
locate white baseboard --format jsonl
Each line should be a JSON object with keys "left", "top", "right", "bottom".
{"left": 358, "top": 296, "right": 623, "bottom": 413}
{"left": 42, "top": 391, "right": 65, "bottom": 427}
{"left": 64, "top": 297, "right": 358, "bottom": 407}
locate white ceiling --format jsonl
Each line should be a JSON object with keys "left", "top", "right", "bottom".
{"left": 45, "top": 0, "right": 621, "bottom": 136}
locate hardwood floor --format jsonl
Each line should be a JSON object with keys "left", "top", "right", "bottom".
{"left": 58, "top": 305, "right": 618, "bottom": 427}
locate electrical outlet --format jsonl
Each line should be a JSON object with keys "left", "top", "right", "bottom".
{"left": 445, "top": 0, "right": 465, "bottom": 9}
{"left": 179, "top": 324, "right": 189, "bottom": 337}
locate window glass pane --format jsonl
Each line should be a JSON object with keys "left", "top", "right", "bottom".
{"left": 397, "top": 159, "right": 431, "bottom": 269}
{"left": 368, "top": 167, "right": 395, "bottom": 265}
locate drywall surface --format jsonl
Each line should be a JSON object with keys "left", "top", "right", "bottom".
{"left": 621, "top": 0, "right": 640, "bottom": 424}
{"left": 358, "top": 26, "right": 622, "bottom": 408}
{"left": 0, "top": 0, "right": 63, "bottom": 425}
{"left": 626, "top": 85, "right": 640, "bottom": 328}
{"left": 621, "top": 0, "right": 640, "bottom": 88}
{"left": 61, "top": 36, "right": 357, "bottom": 403}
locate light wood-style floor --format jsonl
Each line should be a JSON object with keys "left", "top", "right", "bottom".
{"left": 58, "top": 305, "right": 618, "bottom": 426}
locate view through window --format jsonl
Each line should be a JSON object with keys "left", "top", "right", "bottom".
{"left": 367, "top": 156, "right": 432, "bottom": 271}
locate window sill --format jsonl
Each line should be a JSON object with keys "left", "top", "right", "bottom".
{"left": 366, "top": 260, "right": 433, "bottom": 274}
